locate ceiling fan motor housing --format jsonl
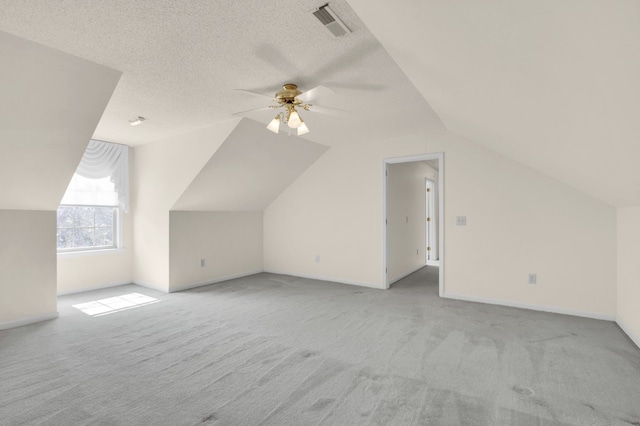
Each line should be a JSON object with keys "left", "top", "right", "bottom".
{"left": 276, "top": 84, "right": 302, "bottom": 104}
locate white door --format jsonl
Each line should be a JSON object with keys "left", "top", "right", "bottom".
{"left": 426, "top": 179, "right": 437, "bottom": 261}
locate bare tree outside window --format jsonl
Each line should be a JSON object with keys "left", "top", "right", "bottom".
{"left": 57, "top": 206, "right": 116, "bottom": 251}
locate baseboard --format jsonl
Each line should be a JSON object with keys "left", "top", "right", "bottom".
{"left": 264, "top": 269, "right": 383, "bottom": 289}
{"left": 388, "top": 265, "right": 426, "bottom": 286}
{"left": 616, "top": 317, "right": 640, "bottom": 350}
{"left": 0, "top": 311, "right": 59, "bottom": 331}
{"left": 132, "top": 280, "right": 169, "bottom": 293}
{"left": 57, "top": 280, "right": 132, "bottom": 296}
{"left": 426, "top": 260, "right": 440, "bottom": 266}
{"left": 169, "top": 270, "right": 263, "bottom": 293}
{"left": 443, "top": 292, "right": 615, "bottom": 321}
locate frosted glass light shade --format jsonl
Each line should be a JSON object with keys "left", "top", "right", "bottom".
{"left": 297, "top": 122, "right": 310, "bottom": 135}
{"left": 287, "top": 109, "right": 302, "bottom": 128}
{"left": 266, "top": 116, "right": 280, "bottom": 133}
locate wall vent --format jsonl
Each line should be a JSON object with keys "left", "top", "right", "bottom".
{"left": 313, "top": 4, "right": 351, "bottom": 37}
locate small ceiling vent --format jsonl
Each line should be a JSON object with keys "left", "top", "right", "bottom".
{"left": 313, "top": 4, "right": 351, "bottom": 37}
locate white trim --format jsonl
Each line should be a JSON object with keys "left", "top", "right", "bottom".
{"left": 264, "top": 269, "right": 384, "bottom": 290}
{"left": 388, "top": 265, "right": 427, "bottom": 286}
{"left": 57, "top": 247, "right": 126, "bottom": 258}
{"left": 168, "top": 270, "right": 264, "bottom": 293}
{"left": 0, "top": 311, "right": 59, "bottom": 330}
{"left": 132, "top": 280, "right": 169, "bottom": 293}
{"left": 383, "top": 152, "right": 444, "bottom": 297}
{"left": 426, "top": 260, "right": 440, "bottom": 266}
{"left": 57, "top": 280, "right": 132, "bottom": 296}
{"left": 616, "top": 317, "right": 640, "bottom": 350}
{"left": 383, "top": 162, "right": 388, "bottom": 289}
{"left": 443, "top": 292, "right": 615, "bottom": 321}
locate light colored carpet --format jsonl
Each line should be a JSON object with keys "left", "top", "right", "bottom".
{"left": 1, "top": 267, "right": 639, "bottom": 425}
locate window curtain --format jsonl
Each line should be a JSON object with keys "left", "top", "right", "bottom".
{"left": 74, "top": 140, "right": 129, "bottom": 212}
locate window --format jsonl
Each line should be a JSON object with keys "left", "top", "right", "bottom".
{"left": 57, "top": 140, "right": 128, "bottom": 253}
{"left": 57, "top": 206, "right": 117, "bottom": 251}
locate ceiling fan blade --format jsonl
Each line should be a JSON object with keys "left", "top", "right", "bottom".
{"left": 235, "top": 89, "right": 275, "bottom": 101}
{"left": 232, "top": 105, "right": 273, "bottom": 116}
{"left": 297, "top": 86, "right": 335, "bottom": 103}
{"left": 305, "top": 104, "right": 350, "bottom": 116}
{"left": 324, "top": 82, "right": 386, "bottom": 91}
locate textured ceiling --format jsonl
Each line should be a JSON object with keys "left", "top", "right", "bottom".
{"left": 0, "top": 0, "right": 442, "bottom": 147}
{"left": 347, "top": 0, "right": 640, "bottom": 207}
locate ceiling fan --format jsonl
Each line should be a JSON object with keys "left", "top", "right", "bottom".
{"left": 234, "top": 83, "right": 345, "bottom": 135}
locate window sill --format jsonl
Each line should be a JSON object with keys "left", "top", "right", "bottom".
{"left": 57, "top": 248, "right": 126, "bottom": 258}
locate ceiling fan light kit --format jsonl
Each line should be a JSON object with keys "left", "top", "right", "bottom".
{"left": 236, "top": 83, "right": 341, "bottom": 136}
{"left": 264, "top": 83, "right": 314, "bottom": 135}
{"left": 297, "top": 121, "right": 310, "bottom": 135}
{"left": 266, "top": 115, "right": 281, "bottom": 133}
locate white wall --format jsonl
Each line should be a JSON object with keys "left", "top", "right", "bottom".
{"left": 0, "top": 32, "right": 120, "bottom": 328}
{"left": 0, "top": 31, "right": 121, "bottom": 210}
{"left": 169, "top": 211, "right": 263, "bottom": 291}
{"left": 132, "top": 119, "right": 240, "bottom": 291}
{"left": 617, "top": 207, "right": 640, "bottom": 347}
{"left": 0, "top": 211, "right": 57, "bottom": 328}
{"left": 387, "top": 162, "right": 429, "bottom": 283}
{"left": 57, "top": 209, "right": 134, "bottom": 295}
{"left": 440, "top": 131, "right": 616, "bottom": 319}
{"left": 264, "top": 129, "right": 616, "bottom": 318}
{"left": 265, "top": 135, "right": 428, "bottom": 288}
{"left": 57, "top": 149, "right": 135, "bottom": 295}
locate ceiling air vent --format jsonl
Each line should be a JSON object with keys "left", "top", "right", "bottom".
{"left": 313, "top": 4, "right": 351, "bottom": 37}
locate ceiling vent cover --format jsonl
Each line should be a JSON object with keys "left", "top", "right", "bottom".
{"left": 313, "top": 4, "right": 351, "bottom": 37}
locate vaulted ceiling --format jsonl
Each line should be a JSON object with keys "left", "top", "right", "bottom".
{"left": 0, "top": 32, "right": 120, "bottom": 210}
{"left": 1, "top": 1, "right": 638, "bottom": 207}
{"left": 347, "top": 0, "right": 640, "bottom": 207}
{"left": 0, "top": 0, "right": 441, "bottom": 148}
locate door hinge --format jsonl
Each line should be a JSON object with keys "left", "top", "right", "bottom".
{"left": 385, "top": 267, "right": 387, "bottom": 273}
{"left": 385, "top": 219, "right": 387, "bottom": 225}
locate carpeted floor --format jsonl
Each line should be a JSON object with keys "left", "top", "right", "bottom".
{"left": 1, "top": 267, "right": 639, "bottom": 425}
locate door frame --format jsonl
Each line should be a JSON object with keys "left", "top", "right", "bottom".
{"left": 383, "top": 152, "right": 444, "bottom": 296}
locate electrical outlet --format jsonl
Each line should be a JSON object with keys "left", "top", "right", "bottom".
{"left": 200, "top": 259, "right": 205, "bottom": 268}
{"left": 456, "top": 216, "right": 467, "bottom": 226}
{"left": 528, "top": 273, "right": 537, "bottom": 284}
{"left": 315, "top": 255, "right": 320, "bottom": 263}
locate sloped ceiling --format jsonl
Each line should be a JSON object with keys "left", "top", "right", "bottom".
{"left": 0, "top": 0, "right": 442, "bottom": 148}
{"left": 0, "top": 31, "right": 120, "bottom": 210}
{"left": 346, "top": 0, "right": 640, "bottom": 207}
{"left": 172, "top": 119, "right": 328, "bottom": 211}
{"left": 3, "top": 1, "right": 637, "bottom": 207}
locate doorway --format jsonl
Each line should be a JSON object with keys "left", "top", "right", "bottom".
{"left": 383, "top": 153, "right": 444, "bottom": 296}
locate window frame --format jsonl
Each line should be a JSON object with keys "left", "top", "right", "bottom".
{"left": 56, "top": 204, "right": 120, "bottom": 253}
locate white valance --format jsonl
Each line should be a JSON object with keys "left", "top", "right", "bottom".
{"left": 73, "top": 140, "right": 129, "bottom": 211}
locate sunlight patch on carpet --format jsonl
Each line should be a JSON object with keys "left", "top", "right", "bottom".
{"left": 72, "top": 293, "right": 159, "bottom": 317}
